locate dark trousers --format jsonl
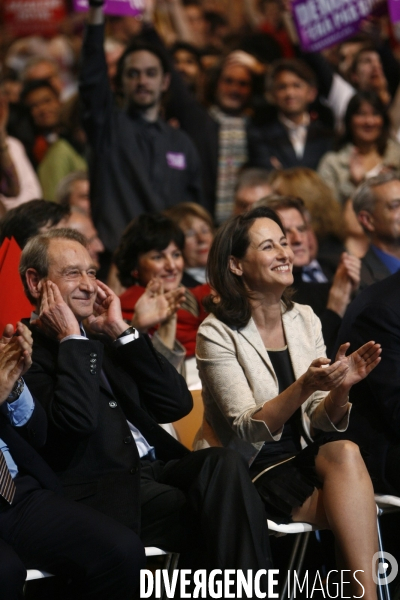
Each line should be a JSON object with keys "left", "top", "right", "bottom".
{"left": 140, "top": 448, "right": 272, "bottom": 587}
{"left": 0, "top": 475, "right": 145, "bottom": 600}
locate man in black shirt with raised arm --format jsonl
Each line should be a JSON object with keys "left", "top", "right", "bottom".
{"left": 80, "top": 0, "right": 204, "bottom": 254}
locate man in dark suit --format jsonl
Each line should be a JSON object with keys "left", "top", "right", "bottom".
{"left": 247, "top": 59, "right": 333, "bottom": 171}
{"left": 334, "top": 271, "right": 400, "bottom": 493}
{"left": 0, "top": 321, "right": 145, "bottom": 600}
{"left": 20, "top": 228, "right": 272, "bottom": 585}
{"left": 353, "top": 172, "right": 400, "bottom": 291}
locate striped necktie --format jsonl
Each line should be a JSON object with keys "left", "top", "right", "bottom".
{"left": 0, "top": 449, "right": 16, "bottom": 505}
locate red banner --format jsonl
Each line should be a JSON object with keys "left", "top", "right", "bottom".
{"left": 3, "top": 0, "right": 67, "bottom": 37}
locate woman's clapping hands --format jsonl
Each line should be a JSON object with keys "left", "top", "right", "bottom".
{"left": 302, "top": 341, "right": 381, "bottom": 394}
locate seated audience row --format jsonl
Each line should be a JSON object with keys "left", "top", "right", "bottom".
{"left": 3, "top": 0, "right": 400, "bottom": 594}
{"left": 16, "top": 228, "right": 273, "bottom": 597}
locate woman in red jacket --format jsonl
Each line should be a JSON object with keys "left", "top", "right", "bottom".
{"left": 115, "top": 213, "right": 210, "bottom": 389}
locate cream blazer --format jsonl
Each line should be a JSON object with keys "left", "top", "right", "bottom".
{"left": 194, "top": 303, "right": 350, "bottom": 463}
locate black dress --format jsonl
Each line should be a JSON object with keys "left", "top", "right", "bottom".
{"left": 249, "top": 347, "right": 328, "bottom": 524}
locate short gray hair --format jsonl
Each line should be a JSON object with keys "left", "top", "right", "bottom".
{"left": 352, "top": 172, "right": 400, "bottom": 215}
{"left": 56, "top": 171, "right": 89, "bottom": 207}
{"left": 19, "top": 229, "right": 87, "bottom": 304}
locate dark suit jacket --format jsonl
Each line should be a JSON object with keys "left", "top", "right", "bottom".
{"left": 23, "top": 328, "right": 192, "bottom": 533}
{"left": 0, "top": 401, "right": 62, "bottom": 495}
{"left": 359, "top": 246, "right": 392, "bottom": 292}
{"left": 247, "top": 117, "right": 333, "bottom": 171}
{"left": 334, "top": 272, "right": 400, "bottom": 492}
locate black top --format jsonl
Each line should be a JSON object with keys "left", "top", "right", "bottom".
{"left": 79, "top": 23, "right": 204, "bottom": 252}
{"left": 254, "top": 348, "right": 302, "bottom": 467}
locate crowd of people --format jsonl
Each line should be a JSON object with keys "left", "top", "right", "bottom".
{"left": 2, "top": 0, "right": 400, "bottom": 597}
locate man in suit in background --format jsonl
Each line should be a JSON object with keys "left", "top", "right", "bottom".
{"left": 248, "top": 59, "right": 333, "bottom": 171}
{"left": 353, "top": 172, "right": 400, "bottom": 290}
{"left": 0, "top": 321, "right": 144, "bottom": 600}
{"left": 334, "top": 271, "right": 400, "bottom": 494}
{"left": 20, "top": 228, "right": 272, "bottom": 589}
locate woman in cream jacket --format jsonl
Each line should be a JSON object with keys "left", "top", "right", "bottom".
{"left": 195, "top": 206, "right": 381, "bottom": 600}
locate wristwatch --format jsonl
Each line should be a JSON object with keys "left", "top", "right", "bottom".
{"left": 117, "top": 327, "right": 139, "bottom": 340}
{"left": 7, "top": 377, "right": 24, "bottom": 403}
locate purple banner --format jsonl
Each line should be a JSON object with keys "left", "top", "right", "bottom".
{"left": 73, "top": 0, "right": 144, "bottom": 17}
{"left": 389, "top": 0, "right": 400, "bottom": 22}
{"left": 292, "top": 0, "right": 383, "bottom": 52}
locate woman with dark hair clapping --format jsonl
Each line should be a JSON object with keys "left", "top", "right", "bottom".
{"left": 195, "top": 206, "right": 381, "bottom": 600}
{"left": 115, "top": 213, "right": 210, "bottom": 389}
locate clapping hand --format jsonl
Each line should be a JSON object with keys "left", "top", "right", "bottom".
{"left": 302, "top": 356, "right": 350, "bottom": 393}
{"left": 334, "top": 341, "right": 381, "bottom": 391}
{"left": 302, "top": 341, "right": 381, "bottom": 396}
{"left": 349, "top": 148, "right": 367, "bottom": 185}
{"left": 327, "top": 253, "right": 361, "bottom": 317}
{"left": 131, "top": 278, "right": 186, "bottom": 333}
{"left": 0, "top": 323, "right": 33, "bottom": 403}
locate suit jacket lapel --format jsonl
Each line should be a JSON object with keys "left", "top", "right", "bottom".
{"left": 282, "top": 306, "right": 309, "bottom": 381}
{"left": 238, "top": 316, "right": 279, "bottom": 388}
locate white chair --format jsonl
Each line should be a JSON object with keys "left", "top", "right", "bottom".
{"left": 374, "top": 494, "right": 400, "bottom": 600}
{"left": 267, "top": 519, "right": 318, "bottom": 600}
{"left": 25, "top": 569, "right": 53, "bottom": 582}
{"left": 24, "top": 546, "right": 179, "bottom": 599}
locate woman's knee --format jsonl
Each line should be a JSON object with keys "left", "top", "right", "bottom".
{"left": 318, "top": 440, "right": 362, "bottom": 468}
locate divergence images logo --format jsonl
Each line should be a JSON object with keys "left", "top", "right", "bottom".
{"left": 372, "top": 552, "right": 398, "bottom": 585}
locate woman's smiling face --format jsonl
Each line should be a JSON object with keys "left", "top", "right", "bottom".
{"left": 135, "top": 241, "right": 184, "bottom": 291}
{"left": 231, "top": 217, "right": 294, "bottom": 293}
{"left": 351, "top": 101, "right": 383, "bottom": 146}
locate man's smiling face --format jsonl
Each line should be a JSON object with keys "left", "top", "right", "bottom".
{"left": 45, "top": 238, "right": 98, "bottom": 321}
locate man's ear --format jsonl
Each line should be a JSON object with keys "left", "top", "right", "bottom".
{"left": 161, "top": 72, "right": 171, "bottom": 93}
{"left": 357, "top": 210, "right": 375, "bottom": 234}
{"left": 229, "top": 255, "right": 243, "bottom": 277}
{"left": 25, "top": 268, "right": 43, "bottom": 300}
